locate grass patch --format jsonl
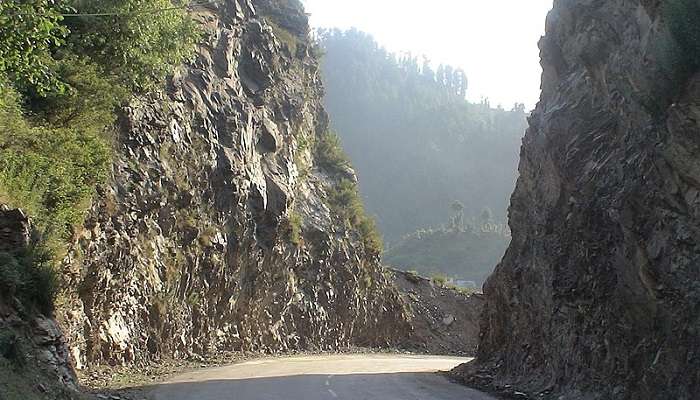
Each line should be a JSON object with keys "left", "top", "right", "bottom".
{"left": 316, "top": 130, "right": 351, "bottom": 175}
{"left": 317, "top": 129, "right": 383, "bottom": 255}
{"left": 430, "top": 272, "right": 449, "bottom": 287}
{"left": 0, "top": 85, "right": 111, "bottom": 242}
{"left": 288, "top": 211, "right": 303, "bottom": 246}
{"left": 327, "top": 179, "right": 383, "bottom": 255}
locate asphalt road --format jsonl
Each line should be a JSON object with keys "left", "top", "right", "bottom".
{"left": 148, "top": 354, "right": 496, "bottom": 400}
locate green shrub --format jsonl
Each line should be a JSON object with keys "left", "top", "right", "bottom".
{"left": 0, "top": 0, "right": 202, "bottom": 317}
{"left": 0, "top": 85, "right": 110, "bottom": 240}
{"left": 327, "top": 179, "right": 383, "bottom": 255}
{"left": 316, "top": 131, "right": 351, "bottom": 174}
{"left": 64, "top": 0, "right": 201, "bottom": 92}
{"left": 430, "top": 273, "right": 449, "bottom": 287}
{"left": 28, "top": 55, "right": 126, "bottom": 129}
{"left": 357, "top": 214, "right": 383, "bottom": 255}
{"left": 0, "top": 244, "right": 57, "bottom": 316}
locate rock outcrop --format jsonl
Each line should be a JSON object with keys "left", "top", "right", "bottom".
{"left": 58, "top": 0, "right": 411, "bottom": 368}
{"left": 0, "top": 206, "right": 77, "bottom": 400}
{"left": 454, "top": 1, "right": 700, "bottom": 399}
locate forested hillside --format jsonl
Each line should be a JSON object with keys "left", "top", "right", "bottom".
{"left": 319, "top": 29, "right": 527, "bottom": 242}
{"left": 319, "top": 29, "right": 527, "bottom": 283}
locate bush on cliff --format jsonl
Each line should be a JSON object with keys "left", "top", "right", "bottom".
{"left": 327, "top": 179, "right": 383, "bottom": 255}
{"left": 316, "top": 130, "right": 351, "bottom": 174}
{"left": 63, "top": 0, "right": 200, "bottom": 92}
{"left": 315, "top": 129, "right": 383, "bottom": 255}
{"left": 0, "top": 242, "right": 57, "bottom": 316}
{"left": 0, "top": 0, "right": 200, "bottom": 313}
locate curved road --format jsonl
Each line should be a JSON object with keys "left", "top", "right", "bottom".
{"left": 148, "top": 354, "right": 496, "bottom": 400}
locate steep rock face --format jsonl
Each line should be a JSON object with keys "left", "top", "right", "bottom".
{"left": 456, "top": 1, "right": 700, "bottom": 399}
{"left": 0, "top": 206, "right": 77, "bottom": 399}
{"left": 59, "top": 0, "right": 410, "bottom": 368}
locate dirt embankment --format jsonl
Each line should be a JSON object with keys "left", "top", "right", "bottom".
{"left": 390, "top": 269, "right": 484, "bottom": 356}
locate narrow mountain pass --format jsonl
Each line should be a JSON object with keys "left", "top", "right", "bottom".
{"left": 146, "top": 354, "right": 496, "bottom": 400}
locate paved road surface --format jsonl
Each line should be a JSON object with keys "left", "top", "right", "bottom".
{"left": 148, "top": 354, "right": 496, "bottom": 400}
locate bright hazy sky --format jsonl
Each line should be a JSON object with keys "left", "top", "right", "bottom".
{"left": 302, "top": 0, "right": 554, "bottom": 110}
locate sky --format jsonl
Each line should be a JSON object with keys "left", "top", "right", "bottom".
{"left": 302, "top": 0, "right": 554, "bottom": 110}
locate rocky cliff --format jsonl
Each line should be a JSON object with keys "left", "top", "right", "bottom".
{"left": 0, "top": 207, "right": 77, "bottom": 400}
{"left": 454, "top": 0, "right": 700, "bottom": 399}
{"left": 57, "top": 0, "right": 411, "bottom": 369}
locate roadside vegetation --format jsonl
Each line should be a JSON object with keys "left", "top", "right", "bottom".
{"left": 0, "top": 0, "right": 199, "bottom": 315}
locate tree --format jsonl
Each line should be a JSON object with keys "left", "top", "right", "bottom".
{"left": 450, "top": 200, "right": 465, "bottom": 231}
{"left": 480, "top": 207, "right": 494, "bottom": 225}
{"left": 455, "top": 69, "right": 468, "bottom": 98}
{"left": 0, "top": 0, "right": 68, "bottom": 94}
{"left": 64, "top": 0, "right": 200, "bottom": 91}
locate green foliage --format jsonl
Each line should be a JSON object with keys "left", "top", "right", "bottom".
{"left": 0, "top": 85, "right": 110, "bottom": 240}
{"left": 0, "top": 243, "right": 57, "bottom": 316}
{"left": 0, "top": 0, "right": 201, "bottom": 318}
{"left": 430, "top": 272, "right": 448, "bottom": 287}
{"left": 64, "top": 0, "right": 200, "bottom": 92}
{"left": 357, "top": 214, "right": 383, "bottom": 256}
{"left": 29, "top": 55, "right": 126, "bottom": 128}
{"left": 327, "top": 179, "right": 383, "bottom": 255}
{"left": 0, "top": 0, "right": 68, "bottom": 94}
{"left": 316, "top": 130, "right": 351, "bottom": 174}
{"left": 317, "top": 128, "right": 383, "bottom": 254}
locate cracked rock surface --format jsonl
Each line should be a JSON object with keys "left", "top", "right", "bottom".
{"left": 453, "top": 1, "right": 700, "bottom": 399}
{"left": 58, "top": 0, "right": 412, "bottom": 369}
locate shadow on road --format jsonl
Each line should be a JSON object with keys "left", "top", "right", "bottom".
{"left": 139, "top": 372, "right": 495, "bottom": 400}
